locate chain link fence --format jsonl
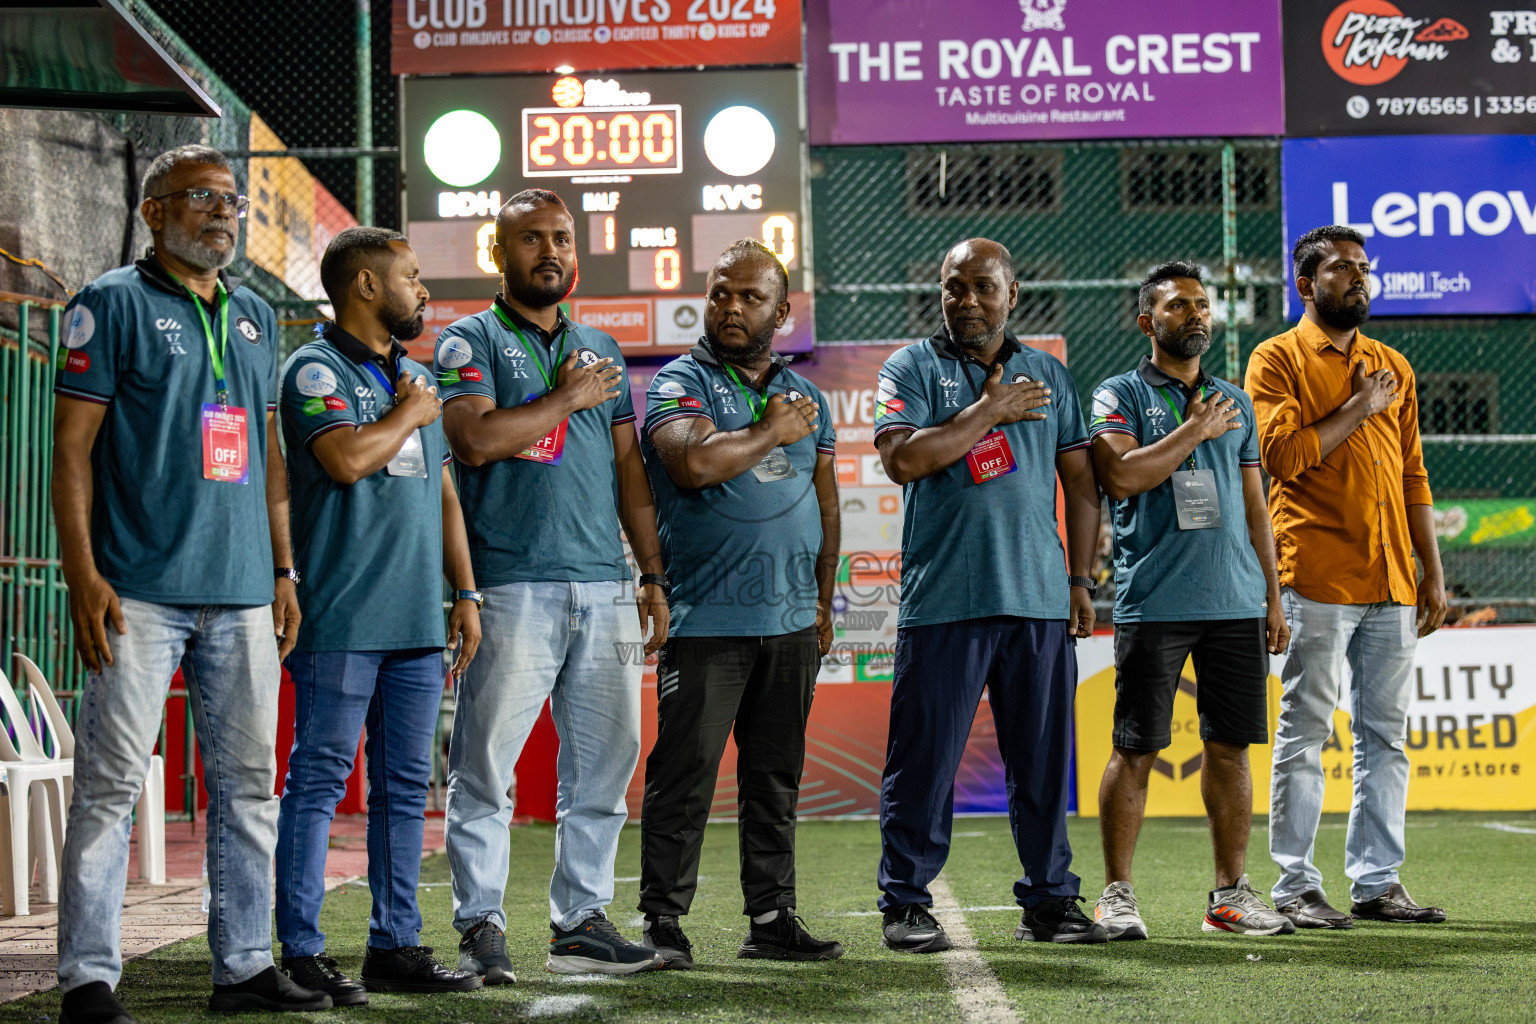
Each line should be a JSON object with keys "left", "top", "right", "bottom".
{"left": 809, "top": 139, "right": 1536, "bottom": 622}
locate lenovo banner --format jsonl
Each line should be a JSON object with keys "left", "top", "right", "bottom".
{"left": 1285, "top": 1, "right": 1536, "bottom": 135}
{"left": 1283, "top": 134, "right": 1536, "bottom": 316}
{"left": 392, "top": 0, "right": 800, "bottom": 75}
{"left": 805, "top": 0, "right": 1284, "bottom": 145}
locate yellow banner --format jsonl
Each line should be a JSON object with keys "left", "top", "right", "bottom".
{"left": 1074, "top": 626, "right": 1536, "bottom": 817}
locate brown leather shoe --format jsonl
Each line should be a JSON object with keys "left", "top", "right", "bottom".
{"left": 1275, "top": 889, "right": 1354, "bottom": 929}
{"left": 1351, "top": 883, "right": 1446, "bottom": 923}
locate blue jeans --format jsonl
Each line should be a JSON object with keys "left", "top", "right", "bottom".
{"left": 58, "top": 600, "right": 280, "bottom": 991}
{"left": 445, "top": 581, "right": 641, "bottom": 932}
{"left": 1270, "top": 587, "right": 1417, "bottom": 904}
{"left": 276, "top": 648, "right": 445, "bottom": 957}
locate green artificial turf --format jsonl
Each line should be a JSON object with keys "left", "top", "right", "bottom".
{"left": 8, "top": 813, "right": 1534, "bottom": 1023}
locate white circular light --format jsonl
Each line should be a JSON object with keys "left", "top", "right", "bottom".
{"left": 703, "top": 105, "right": 775, "bottom": 178}
{"left": 423, "top": 110, "right": 501, "bottom": 187}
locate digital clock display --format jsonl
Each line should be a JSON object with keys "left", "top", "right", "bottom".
{"left": 522, "top": 106, "right": 682, "bottom": 177}
{"left": 403, "top": 68, "right": 811, "bottom": 354}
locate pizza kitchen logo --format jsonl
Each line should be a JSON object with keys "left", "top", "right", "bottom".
{"left": 1321, "top": 0, "right": 1468, "bottom": 85}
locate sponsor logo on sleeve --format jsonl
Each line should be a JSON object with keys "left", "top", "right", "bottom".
{"left": 64, "top": 306, "right": 94, "bottom": 349}
{"left": 1091, "top": 389, "right": 1119, "bottom": 418}
{"left": 877, "top": 376, "right": 897, "bottom": 401}
{"left": 323, "top": 395, "right": 348, "bottom": 410}
{"left": 63, "top": 351, "right": 90, "bottom": 373}
{"left": 657, "top": 380, "right": 686, "bottom": 397}
{"left": 294, "top": 362, "right": 338, "bottom": 397}
{"left": 302, "top": 397, "right": 325, "bottom": 416}
{"left": 459, "top": 367, "right": 483, "bottom": 382}
{"left": 437, "top": 335, "right": 474, "bottom": 369}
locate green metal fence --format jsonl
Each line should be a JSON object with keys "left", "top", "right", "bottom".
{"left": 0, "top": 292, "right": 79, "bottom": 701}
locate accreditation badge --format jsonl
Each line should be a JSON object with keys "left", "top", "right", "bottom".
{"left": 1171, "top": 468, "right": 1221, "bottom": 530}
{"left": 750, "top": 448, "right": 798, "bottom": 483}
{"left": 515, "top": 420, "right": 568, "bottom": 465}
{"left": 965, "top": 430, "right": 1017, "bottom": 485}
{"left": 201, "top": 404, "right": 249, "bottom": 484}
{"left": 386, "top": 428, "right": 430, "bottom": 478}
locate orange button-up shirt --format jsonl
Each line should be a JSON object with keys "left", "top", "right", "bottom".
{"left": 1245, "top": 316, "right": 1432, "bottom": 606}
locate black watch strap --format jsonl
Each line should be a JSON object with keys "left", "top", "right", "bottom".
{"left": 275, "top": 567, "right": 301, "bottom": 585}
{"left": 1068, "top": 575, "right": 1097, "bottom": 596}
{"left": 640, "top": 573, "right": 671, "bottom": 596}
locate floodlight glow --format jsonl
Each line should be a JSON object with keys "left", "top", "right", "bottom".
{"left": 423, "top": 109, "right": 501, "bottom": 187}
{"left": 703, "top": 105, "right": 775, "bottom": 178}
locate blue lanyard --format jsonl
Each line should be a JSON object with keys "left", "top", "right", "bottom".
{"left": 361, "top": 359, "right": 397, "bottom": 400}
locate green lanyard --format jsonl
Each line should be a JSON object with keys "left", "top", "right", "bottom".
{"left": 1158, "top": 385, "right": 1204, "bottom": 471}
{"left": 168, "top": 272, "right": 231, "bottom": 407}
{"left": 492, "top": 304, "right": 565, "bottom": 392}
{"left": 722, "top": 362, "right": 767, "bottom": 422}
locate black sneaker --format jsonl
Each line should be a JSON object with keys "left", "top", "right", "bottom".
{"left": 1015, "top": 896, "right": 1109, "bottom": 944}
{"left": 59, "top": 981, "right": 136, "bottom": 1024}
{"left": 881, "top": 903, "right": 952, "bottom": 954}
{"left": 642, "top": 914, "right": 695, "bottom": 970}
{"left": 459, "top": 918, "right": 516, "bottom": 985}
{"left": 208, "top": 966, "right": 333, "bottom": 1013}
{"left": 281, "top": 955, "right": 369, "bottom": 1007}
{"left": 739, "top": 908, "right": 845, "bottom": 961}
{"left": 547, "top": 912, "right": 663, "bottom": 975}
{"left": 360, "top": 945, "right": 484, "bottom": 993}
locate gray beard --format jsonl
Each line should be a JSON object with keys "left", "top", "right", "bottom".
{"left": 161, "top": 219, "right": 236, "bottom": 272}
{"left": 949, "top": 319, "right": 1003, "bottom": 352}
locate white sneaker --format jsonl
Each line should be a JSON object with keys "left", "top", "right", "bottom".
{"left": 1094, "top": 881, "right": 1148, "bottom": 940}
{"left": 1202, "top": 875, "right": 1298, "bottom": 935}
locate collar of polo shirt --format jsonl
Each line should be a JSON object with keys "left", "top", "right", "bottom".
{"left": 321, "top": 320, "right": 406, "bottom": 372}
{"left": 1134, "top": 353, "right": 1218, "bottom": 393}
{"left": 136, "top": 250, "right": 243, "bottom": 303}
{"left": 493, "top": 293, "right": 572, "bottom": 347}
{"left": 930, "top": 325, "right": 1023, "bottom": 366}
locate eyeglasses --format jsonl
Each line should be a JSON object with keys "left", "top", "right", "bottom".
{"left": 151, "top": 188, "right": 250, "bottom": 217}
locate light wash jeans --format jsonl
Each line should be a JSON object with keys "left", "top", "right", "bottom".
{"left": 58, "top": 600, "right": 280, "bottom": 992}
{"left": 1270, "top": 587, "right": 1417, "bottom": 904}
{"left": 445, "top": 581, "right": 641, "bottom": 932}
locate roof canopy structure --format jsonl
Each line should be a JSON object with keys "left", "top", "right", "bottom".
{"left": 0, "top": 0, "right": 219, "bottom": 117}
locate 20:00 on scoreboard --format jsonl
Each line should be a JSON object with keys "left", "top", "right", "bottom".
{"left": 402, "top": 67, "right": 812, "bottom": 353}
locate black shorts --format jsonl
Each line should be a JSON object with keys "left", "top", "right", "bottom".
{"left": 1111, "top": 618, "right": 1269, "bottom": 752}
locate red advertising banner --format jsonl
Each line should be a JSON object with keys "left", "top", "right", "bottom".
{"left": 392, "top": 0, "right": 802, "bottom": 75}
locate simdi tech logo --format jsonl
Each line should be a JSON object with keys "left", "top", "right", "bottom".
{"left": 1321, "top": 0, "right": 1467, "bottom": 85}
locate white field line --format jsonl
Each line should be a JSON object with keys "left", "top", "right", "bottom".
{"left": 1480, "top": 822, "right": 1536, "bottom": 834}
{"left": 929, "top": 876, "right": 1020, "bottom": 1024}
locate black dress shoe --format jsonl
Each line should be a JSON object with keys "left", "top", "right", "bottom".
{"left": 281, "top": 955, "right": 369, "bottom": 1007}
{"left": 209, "top": 966, "right": 333, "bottom": 1013}
{"left": 1016, "top": 896, "right": 1109, "bottom": 943}
{"left": 881, "top": 903, "right": 952, "bottom": 953}
{"left": 1351, "top": 883, "right": 1447, "bottom": 923}
{"left": 59, "top": 981, "right": 136, "bottom": 1024}
{"left": 738, "top": 908, "right": 845, "bottom": 961}
{"left": 1275, "top": 889, "right": 1354, "bottom": 930}
{"left": 361, "top": 945, "right": 485, "bottom": 993}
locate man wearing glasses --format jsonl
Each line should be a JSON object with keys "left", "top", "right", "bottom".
{"left": 53, "top": 145, "right": 328, "bottom": 1023}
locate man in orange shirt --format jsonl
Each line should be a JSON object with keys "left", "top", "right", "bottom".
{"left": 1245, "top": 225, "right": 1448, "bottom": 930}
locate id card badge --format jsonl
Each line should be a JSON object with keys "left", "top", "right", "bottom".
{"left": 201, "top": 404, "right": 249, "bottom": 483}
{"left": 515, "top": 419, "right": 568, "bottom": 465}
{"left": 386, "top": 428, "right": 429, "bottom": 478}
{"left": 1171, "top": 468, "right": 1222, "bottom": 529}
{"left": 965, "top": 430, "right": 1018, "bottom": 484}
{"left": 750, "top": 448, "right": 798, "bottom": 483}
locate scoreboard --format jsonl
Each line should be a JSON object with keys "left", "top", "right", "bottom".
{"left": 402, "top": 68, "right": 811, "bottom": 354}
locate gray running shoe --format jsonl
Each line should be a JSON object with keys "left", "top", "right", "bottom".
{"left": 1094, "top": 881, "right": 1148, "bottom": 940}
{"left": 1203, "top": 876, "right": 1297, "bottom": 935}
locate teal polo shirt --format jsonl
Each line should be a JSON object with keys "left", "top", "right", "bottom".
{"left": 54, "top": 255, "right": 278, "bottom": 607}
{"left": 433, "top": 297, "right": 635, "bottom": 586}
{"left": 641, "top": 341, "right": 837, "bottom": 637}
{"left": 872, "top": 328, "right": 1090, "bottom": 628}
{"left": 1089, "top": 355, "right": 1265, "bottom": 623}
{"left": 279, "top": 324, "right": 453, "bottom": 652}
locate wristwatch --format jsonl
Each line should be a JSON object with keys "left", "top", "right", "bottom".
{"left": 1068, "top": 575, "right": 1098, "bottom": 597}
{"left": 454, "top": 589, "right": 484, "bottom": 608}
{"left": 640, "top": 573, "right": 672, "bottom": 596}
{"left": 275, "top": 567, "right": 301, "bottom": 585}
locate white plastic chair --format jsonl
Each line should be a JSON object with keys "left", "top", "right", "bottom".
{"left": 11, "top": 655, "right": 166, "bottom": 889}
{"left": 0, "top": 667, "right": 71, "bottom": 916}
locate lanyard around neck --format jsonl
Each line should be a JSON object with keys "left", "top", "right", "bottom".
{"left": 492, "top": 303, "right": 564, "bottom": 391}
{"left": 1157, "top": 384, "right": 1206, "bottom": 471}
{"left": 721, "top": 361, "right": 767, "bottom": 422}
{"left": 168, "top": 272, "right": 231, "bottom": 407}
{"left": 361, "top": 359, "right": 397, "bottom": 398}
